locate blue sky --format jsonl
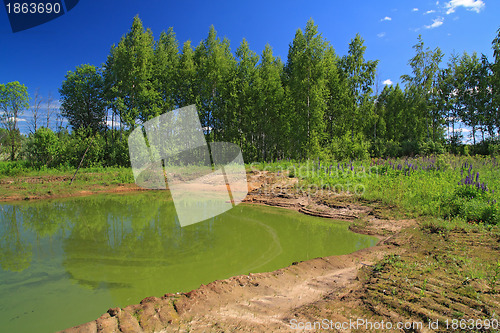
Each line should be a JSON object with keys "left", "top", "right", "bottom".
{"left": 1, "top": 0, "right": 499, "bottom": 134}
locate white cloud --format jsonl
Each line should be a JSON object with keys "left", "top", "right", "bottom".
{"left": 412, "top": 8, "right": 419, "bottom": 11}
{"left": 380, "top": 16, "right": 392, "bottom": 21}
{"left": 383, "top": 79, "right": 393, "bottom": 85}
{"left": 425, "top": 17, "right": 444, "bottom": 29}
{"left": 424, "top": 9, "right": 436, "bottom": 14}
{"left": 377, "top": 32, "right": 386, "bottom": 38}
{"left": 445, "top": 0, "right": 485, "bottom": 14}
{"left": 7, "top": 117, "right": 26, "bottom": 122}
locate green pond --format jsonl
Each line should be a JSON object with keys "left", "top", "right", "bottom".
{"left": 0, "top": 191, "right": 377, "bottom": 332}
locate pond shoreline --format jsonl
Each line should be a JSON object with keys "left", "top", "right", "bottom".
{"left": 55, "top": 171, "right": 415, "bottom": 332}
{"left": 0, "top": 176, "right": 145, "bottom": 202}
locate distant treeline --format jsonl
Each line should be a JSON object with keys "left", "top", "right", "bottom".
{"left": 2, "top": 17, "right": 500, "bottom": 167}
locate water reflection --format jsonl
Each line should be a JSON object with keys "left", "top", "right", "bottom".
{"left": 0, "top": 206, "right": 32, "bottom": 272}
{"left": 0, "top": 192, "right": 377, "bottom": 333}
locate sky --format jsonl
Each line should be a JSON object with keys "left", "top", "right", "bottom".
{"left": 1, "top": 0, "right": 499, "bottom": 134}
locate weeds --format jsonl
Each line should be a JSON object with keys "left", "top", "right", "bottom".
{"left": 252, "top": 154, "right": 500, "bottom": 226}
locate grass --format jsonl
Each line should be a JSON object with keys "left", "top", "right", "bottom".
{"left": 251, "top": 154, "right": 500, "bottom": 225}
{"left": 0, "top": 161, "right": 135, "bottom": 200}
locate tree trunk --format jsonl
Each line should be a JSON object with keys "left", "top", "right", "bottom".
{"left": 70, "top": 137, "right": 95, "bottom": 185}
{"left": 10, "top": 138, "right": 15, "bottom": 161}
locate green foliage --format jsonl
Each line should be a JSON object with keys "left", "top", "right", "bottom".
{"left": 338, "top": 34, "right": 378, "bottom": 141}
{"left": 0, "top": 160, "right": 30, "bottom": 177}
{"left": 370, "top": 139, "right": 402, "bottom": 158}
{"left": 104, "top": 131, "right": 130, "bottom": 167}
{"left": 263, "top": 154, "right": 499, "bottom": 226}
{"left": 252, "top": 44, "right": 285, "bottom": 161}
{"left": 470, "top": 138, "right": 500, "bottom": 156}
{"left": 61, "top": 127, "right": 105, "bottom": 168}
{"left": 446, "top": 197, "right": 499, "bottom": 225}
{"left": 284, "top": 19, "right": 330, "bottom": 158}
{"left": 16, "top": 19, "right": 500, "bottom": 172}
{"left": 0, "top": 81, "right": 30, "bottom": 160}
{"left": 419, "top": 140, "right": 445, "bottom": 155}
{"left": 103, "top": 15, "right": 158, "bottom": 128}
{"left": 59, "top": 64, "right": 106, "bottom": 133}
{"left": 329, "top": 131, "right": 370, "bottom": 160}
{"left": 401, "top": 35, "right": 444, "bottom": 142}
{"left": 25, "top": 127, "right": 61, "bottom": 167}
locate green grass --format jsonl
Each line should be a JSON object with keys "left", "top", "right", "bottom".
{"left": 250, "top": 154, "right": 500, "bottom": 225}
{"left": 0, "top": 161, "right": 135, "bottom": 200}
{"left": 0, "top": 161, "right": 134, "bottom": 182}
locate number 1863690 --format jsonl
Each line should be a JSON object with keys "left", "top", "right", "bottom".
{"left": 6, "top": 2, "right": 61, "bottom": 14}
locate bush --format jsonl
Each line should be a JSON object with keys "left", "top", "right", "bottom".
{"left": 329, "top": 131, "right": 370, "bottom": 160}
{"left": 105, "top": 132, "right": 130, "bottom": 167}
{"left": 459, "top": 144, "right": 470, "bottom": 156}
{"left": 470, "top": 138, "right": 500, "bottom": 156}
{"left": 25, "top": 127, "right": 61, "bottom": 167}
{"left": 401, "top": 140, "right": 420, "bottom": 156}
{"left": 419, "top": 140, "right": 445, "bottom": 155}
{"left": 60, "top": 127, "right": 105, "bottom": 168}
{"left": 0, "top": 160, "right": 30, "bottom": 176}
{"left": 444, "top": 184, "right": 499, "bottom": 225}
{"left": 370, "top": 139, "right": 402, "bottom": 158}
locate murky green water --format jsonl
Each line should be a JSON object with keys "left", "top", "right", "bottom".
{"left": 0, "top": 192, "right": 377, "bottom": 332}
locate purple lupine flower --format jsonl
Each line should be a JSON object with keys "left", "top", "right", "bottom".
{"left": 476, "top": 172, "right": 479, "bottom": 182}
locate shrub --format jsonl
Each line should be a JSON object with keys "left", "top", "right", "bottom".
{"left": 61, "top": 127, "right": 105, "bottom": 168}
{"left": 401, "top": 140, "right": 420, "bottom": 156}
{"left": 105, "top": 133, "right": 130, "bottom": 167}
{"left": 0, "top": 160, "right": 30, "bottom": 176}
{"left": 470, "top": 138, "right": 500, "bottom": 156}
{"left": 443, "top": 168, "right": 499, "bottom": 225}
{"left": 419, "top": 140, "right": 445, "bottom": 156}
{"left": 370, "top": 139, "right": 402, "bottom": 158}
{"left": 25, "top": 127, "right": 61, "bottom": 167}
{"left": 329, "top": 131, "right": 370, "bottom": 160}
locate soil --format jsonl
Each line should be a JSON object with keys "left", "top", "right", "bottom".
{"left": 0, "top": 174, "right": 147, "bottom": 202}
{"left": 5, "top": 171, "right": 500, "bottom": 332}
